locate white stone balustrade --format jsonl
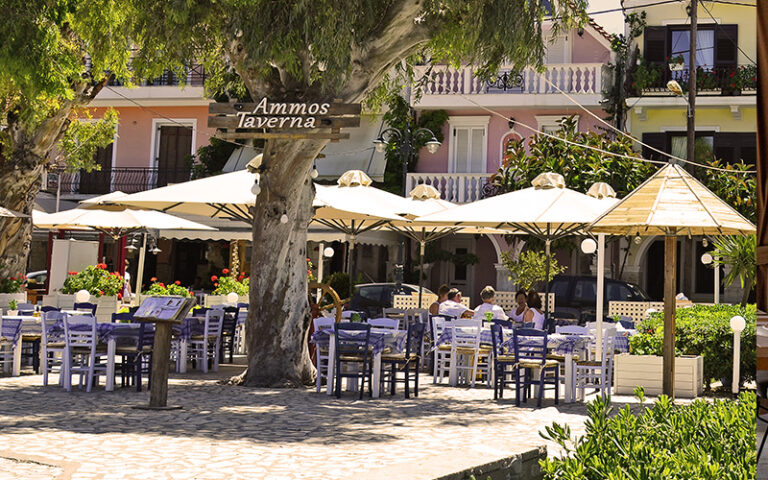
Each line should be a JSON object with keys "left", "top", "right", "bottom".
{"left": 406, "top": 173, "right": 491, "bottom": 204}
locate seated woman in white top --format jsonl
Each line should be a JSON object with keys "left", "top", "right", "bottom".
{"left": 508, "top": 289, "right": 528, "bottom": 323}
{"left": 429, "top": 284, "right": 451, "bottom": 316}
{"left": 438, "top": 288, "right": 473, "bottom": 318}
{"left": 472, "top": 286, "right": 508, "bottom": 321}
{"left": 523, "top": 290, "right": 546, "bottom": 330}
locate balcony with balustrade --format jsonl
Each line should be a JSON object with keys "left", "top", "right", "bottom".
{"left": 92, "top": 65, "right": 208, "bottom": 106}
{"left": 406, "top": 173, "right": 493, "bottom": 204}
{"left": 412, "top": 64, "right": 606, "bottom": 109}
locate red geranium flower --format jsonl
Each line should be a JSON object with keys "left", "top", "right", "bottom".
{"left": 151, "top": 277, "right": 158, "bottom": 282}
{"left": 211, "top": 275, "right": 218, "bottom": 282}
{"left": 10, "top": 276, "right": 16, "bottom": 281}
{"left": 158, "top": 283, "right": 165, "bottom": 288}
{"left": 99, "top": 290, "right": 104, "bottom": 295}
{"left": 214, "top": 282, "right": 219, "bottom": 287}
{"left": 117, "top": 293, "right": 123, "bottom": 300}
{"left": 174, "top": 280, "right": 181, "bottom": 285}
{"left": 222, "top": 268, "right": 230, "bottom": 275}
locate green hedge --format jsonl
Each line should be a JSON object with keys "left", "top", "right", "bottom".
{"left": 629, "top": 304, "right": 756, "bottom": 389}
{"left": 540, "top": 391, "right": 756, "bottom": 480}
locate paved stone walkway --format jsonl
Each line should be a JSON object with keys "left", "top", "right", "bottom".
{"left": 0, "top": 361, "right": 599, "bottom": 480}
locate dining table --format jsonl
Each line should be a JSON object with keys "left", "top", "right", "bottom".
{"left": 311, "top": 327, "right": 408, "bottom": 398}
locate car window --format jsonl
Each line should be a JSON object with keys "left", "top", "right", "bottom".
{"left": 550, "top": 279, "right": 570, "bottom": 300}
{"left": 573, "top": 279, "right": 596, "bottom": 302}
{"left": 606, "top": 282, "right": 633, "bottom": 302}
{"left": 358, "top": 286, "right": 385, "bottom": 303}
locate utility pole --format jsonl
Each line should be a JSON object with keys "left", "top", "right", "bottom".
{"left": 686, "top": 0, "right": 698, "bottom": 165}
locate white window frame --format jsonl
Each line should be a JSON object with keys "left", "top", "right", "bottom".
{"left": 149, "top": 118, "right": 197, "bottom": 168}
{"left": 544, "top": 32, "right": 572, "bottom": 65}
{"left": 535, "top": 115, "right": 580, "bottom": 134}
{"left": 447, "top": 116, "right": 489, "bottom": 174}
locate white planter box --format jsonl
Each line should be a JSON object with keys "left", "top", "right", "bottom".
{"left": 42, "top": 293, "right": 76, "bottom": 309}
{"left": 0, "top": 292, "right": 27, "bottom": 309}
{"left": 95, "top": 296, "right": 119, "bottom": 323}
{"left": 614, "top": 354, "right": 703, "bottom": 398}
{"left": 204, "top": 294, "right": 247, "bottom": 307}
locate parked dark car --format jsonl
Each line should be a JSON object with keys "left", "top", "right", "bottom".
{"left": 546, "top": 275, "right": 651, "bottom": 324}
{"left": 25, "top": 270, "right": 47, "bottom": 291}
{"left": 348, "top": 283, "right": 435, "bottom": 319}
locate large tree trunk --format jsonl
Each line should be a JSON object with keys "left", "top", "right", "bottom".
{"left": 242, "top": 138, "right": 327, "bottom": 387}
{"left": 0, "top": 151, "right": 46, "bottom": 279}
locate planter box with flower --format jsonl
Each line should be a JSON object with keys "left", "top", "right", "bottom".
{"left": 616, "top": 304, "right": 755, "bottom": 397}
{"left": 0, "top": 275, "right": 27, "bottom": 310}
{"left": 60, "top": 264, "right": 124, "bottom": 322}
{"left": 667, "top": 54, "right": 685, "bottom": 72}
{"left": 141, "top": 278, "right": 195, "bottom": 304}
{"left": 205, "top": 269, "right": 248, "bottom": 307}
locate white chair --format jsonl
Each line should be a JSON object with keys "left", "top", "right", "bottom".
{"left": 367, "top": 318, "right": 399, "bottom": 330}
{"left": 382, "top": 308, "right": 405, "bottom": 328}
{"left": 405, "top": 308, "right": 428, "bottom": 326}
{"left": 574, "top": 327, "right": 617, "bottom": 400}
{"left": 431, "top": 316, "right": 453, "bottom": 384}
{"left": 449, "top": 319, "right": 485, "bottom": 387}
{"left": 187, "top": 309, "right": 223, "bottom": 373}
{"left": 41, "top": 311, "right": 67, "bottom": 386}
{"left": 0, "top": 314, "right": 18, "bottom": 374}
{"left": 313, "top": 317, "right": 335, "bottom": 393}
{"left": 63, "top": 314, "right": 107, "bottom": 392}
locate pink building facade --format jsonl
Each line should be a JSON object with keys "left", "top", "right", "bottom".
{"left": 408, "top": 23, "right": 614, "bottom": 302}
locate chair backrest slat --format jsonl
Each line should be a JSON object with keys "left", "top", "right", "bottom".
{"left": 450, "top": 319, "right": 481, "bottom": 349}
{"left": 313, "top": 317, "right": 335, "bottom": 331}
{"left": 556, "top": 325, "right": 588, "bottom": 335}
{"left": 73, "top": 302, "right": 98, "bottom": 315}
{"left": 513, "top": 328, "right": 548, "bottom": 363}
{"left": 366, "top": 318, "right": 399, "bottom": 330}
{"left": 205, "top": 309, "right": 225, "bottom": 338}
{"left": 64, "top": 314, "right": 98, "bottom": 349}
{"left": 334, "top": 322, "right": 371, "bottom": 356}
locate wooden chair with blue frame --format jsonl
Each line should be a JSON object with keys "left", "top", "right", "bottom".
{"left": 512, "top": 328, "right": 559, "bottom": 407}
{"left": 490, "top": 324, "right": 517, "bottom": 400}
{"left": 334, "top": 322, "right": 373, "bottom": 400}
{"left": 380, "top": 322, "right": 426, "bottom": 398}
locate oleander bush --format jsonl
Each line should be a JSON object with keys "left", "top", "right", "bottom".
{"left": 143, "top": 279, "right": 193, "bottom": 297}
{"left": 62, "top": 264, "right": 123, "bottom": 298}
{"left": 540, "top": 389, "right": 756, "bottom": 480}
{"left": 629, "top": 304, "right": 756, "bottom": 389}
{"left": 211, "top": 269, "right": 249, "bottom": 296}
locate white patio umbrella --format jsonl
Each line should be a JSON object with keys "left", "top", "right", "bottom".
{"left": 33, "top": 208, "right": 215, "bottom": 237}
{"left": 588, "top": 163, "right": 755, "bottom": 397}
{"left": 0, "top": 207, "right": 28, "bottom": 218}
{"left": 312, "top": 170, "right": 411, "bottom": 276}
{"left": 383, "top": 184, "right": 506, "bottom": 307}
{"left": 416, "top": 172, "right": 619, "bottom": 318}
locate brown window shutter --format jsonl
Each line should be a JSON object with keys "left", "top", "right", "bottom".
{"left": 715, "top": 25, "right": 738, "bottom": 67}
{"left": 643, "top": 26, "right": 667, "bottom": 64}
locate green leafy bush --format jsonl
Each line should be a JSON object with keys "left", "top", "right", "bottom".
{"left": 325, "top": 271, "right": 351, "bottom": 302}
{"left": 211, "top": 269, "right": 249, "bottom": 296}
{"left": 143, "top": 279, "right": 192, "bottom": 297}
{"left": 540, "top": 390, "right": 756, "bottom": 480}
{"left": 62, "top": 264, "right": 124, "bottom": 298}
{"left": 501, "top": 249, "right": 566, "bottom": 291}
{"left": 629, "top": 304, "right": 756, "bottom": 388}
{"left": 0, "top": 275, "right": 25, "bottom": 293}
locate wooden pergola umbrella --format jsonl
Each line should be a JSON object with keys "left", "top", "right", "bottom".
{"left": 382, "top": 184, "right": 507, "bottom": 307}
{"left": 588, "top": 163, "right": 756, "bottom": 398}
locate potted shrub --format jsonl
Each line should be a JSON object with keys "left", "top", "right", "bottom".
{"left": 61, "top": 264, "right": 124, "bottom": 321}
{"left": 205, "top": 269, "right": 248, "bottom": 306}
{"left": 0, "top": 273, "right": 27, "bottom": 310}
{"left": 616, "top": 304, "right": 756, "bottom": 396}
{"left": 7, "top": 299, "right": 19, "bottom": 316}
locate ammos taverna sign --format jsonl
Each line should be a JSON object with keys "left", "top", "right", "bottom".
{"left": 208, "top": 98, "right": 361, "bottom": 140}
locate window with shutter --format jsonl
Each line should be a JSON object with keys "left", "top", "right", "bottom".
{"left": 714, "top": 25, "right": 738, "bottom": 68}
{"left": 643, "top": 27, "right": 667, "bottom": 64}
{"left": 448, "top": 117, "right": 488, "bottom": 173}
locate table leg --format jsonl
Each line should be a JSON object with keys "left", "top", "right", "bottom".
{"left": 179, "top": 340, "right": 188, "bottom": 373}
{"left": 564, "top": 353, "right": 573, "bottom": 403}
{"left": 326, "top": 334, "right": 335, "bottom": 396}
{"left": 106, "top": 339, "right": 116, "bottom": 392}
{"left": 12, "top": 337, "right": 22, "bottom": 376}
{"left": 372, "top": 352, "right": 381, "bottom": 399}
{"left": 449, "top": 350, "right": 457, "bottom": 386}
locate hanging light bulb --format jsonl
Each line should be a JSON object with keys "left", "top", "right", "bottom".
{"left": 251, "top": 179, "right": 261, "bottom": 196}
{"left": 702, "top": 237, "right": 708, "bottom": 248}
{"left": 280, "top": 211, "right": 289, "bottom": 224}
{"left": 310, "top": 164, "right": 319, "bottom": 179}
{"left": 151, "top": 246, "right": 162, "bottom": 255}
{"left": 633, "top": 236, "right": 642, "bottom": 245}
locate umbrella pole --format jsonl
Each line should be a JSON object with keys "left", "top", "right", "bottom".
{"left": 663, "top": 235, "right": 677, "bottom": 398}
{"left": 418, "top": 239, "right": 425, "bottom": 309}
{"left": 135, "top": 233, "right": 147, "bottom": 305}
{"left": 349, "top": 235, "right": 356, "bottom": 290}
{"left": 595, "top": 233, "right": 605, "bottom": 358}
{"left": 544, "top": 239, "right": 551, "bottom": 318}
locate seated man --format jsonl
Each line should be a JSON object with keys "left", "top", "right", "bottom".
{"left": 472, "top": 285, "right": 508, "bottom": 321}
{"left": 438, "top": 288, "right": 474, "bottom": 318}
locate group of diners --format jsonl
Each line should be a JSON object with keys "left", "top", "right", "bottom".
{"left": 428, "top": 285, "right": 546, "bottom": 330}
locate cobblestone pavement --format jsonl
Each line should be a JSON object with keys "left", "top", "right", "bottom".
{"left": 0, "top": 360, "right": 600, "bottom": 480}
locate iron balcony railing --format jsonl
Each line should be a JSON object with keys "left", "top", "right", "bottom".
{"left": 51, "top": 167, "right": 192, "bottom": 195}
{"left": 630, "top": 64, "right": 756, "bottom": 96}
{"left": 107, "top": 64, "right": 207, "bottom": 87}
